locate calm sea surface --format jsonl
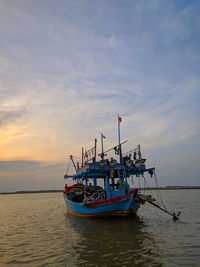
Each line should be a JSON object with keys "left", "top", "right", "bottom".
{"left": 0, "top": 190, "right": 200, "bottom": 266}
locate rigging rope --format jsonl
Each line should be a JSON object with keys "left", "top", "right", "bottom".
{"left": 141, "top": 171, "right": 168, "bottom": 212}
{"left": 143, "top": 174, "right": 153, "bottom": 196}
{"left": 66, "top": 157, "right": 71, "bottom": 176}
{"left": 153, "top": 169, "right": 168, "bottom": 211}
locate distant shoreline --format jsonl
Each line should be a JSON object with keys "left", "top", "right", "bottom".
{"left": 0, "top": 190, "right": 63, "bottom": 195}
{"left": 0, "top": 186, "right": 200, "bottom": 194}
{"left": 138, "top": 186, "right": 200, "bottom": 190}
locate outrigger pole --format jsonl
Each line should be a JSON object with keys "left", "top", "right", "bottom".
{"left": 104, "top": 140, "right": 128, "bottom": 154}
{"left": 70, "top": 155, "right": 77, "bottom": 172}
{"left": 147, "top": 200, "right": 181, "bottom": 220}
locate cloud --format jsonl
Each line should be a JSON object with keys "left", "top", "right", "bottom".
{"left": 0, "top": 159, "right": 66, "bottom": 191}
{"left": 0, "top": 159, "right": 66, "bottom": 174}
{"left": 0, "top": 160, "right": 41, "bottom": 173}
{"left": 0, "top": 108, "right": 27, "bottom": 127}
{"left": 0, "top": 0, "right": 199, "bottom": 189}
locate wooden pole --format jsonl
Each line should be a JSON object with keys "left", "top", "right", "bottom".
{"left": 118, "top": 115, "right": 122, "bottom": 163}
{"left": 101, "top": 133, "right": 104, "bottom": 159}
{"left": 104, "top": 140, "right": 128, "bottom": 153}
{"left": 82, "top": 147, "right": 84, "bottom": 167}
{"left": 147, "top": 200, "right": 180, "bottom": 220}
{"left": 94, "top": 138, "right": 97, "bottom": 163}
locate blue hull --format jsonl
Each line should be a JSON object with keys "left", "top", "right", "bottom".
{"left": 64, "top": 193, "right": 141, "bottom": 217}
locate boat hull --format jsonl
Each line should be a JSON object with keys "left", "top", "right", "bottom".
{"left": 64, "top": 193, "right": 141, "bottom": 217}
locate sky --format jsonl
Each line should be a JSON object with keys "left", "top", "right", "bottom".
{"left": 0, "top": 0, "right": 200, "bottom": 192}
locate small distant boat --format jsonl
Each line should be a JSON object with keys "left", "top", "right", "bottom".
{"left": 63, "top": 116, "right": 180, "bottom": 219}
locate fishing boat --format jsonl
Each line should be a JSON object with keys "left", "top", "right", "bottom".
{"left": 63, "top": 116, "right": 180, "bottom": 219}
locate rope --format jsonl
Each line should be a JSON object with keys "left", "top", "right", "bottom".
{"left": 66, "top": 157, "right": 71, "bottom": 176}
{"left": 143, "top": 174, "right": 153, "bottom": 196}
{"left": 154, "top": 169, "right": 168, "bottom": 211}
{"left": 144, "top": 169, "right": 181, "bottom": 220}
{"left": 138, "top": 176, "right": 141, "bottom": 188}
{"left": 143, "top": 175, "right": 146, "bottom": 194}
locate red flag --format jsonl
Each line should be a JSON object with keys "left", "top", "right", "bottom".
{"left": 118, "top": 116, "right": 122, "bottom": 123}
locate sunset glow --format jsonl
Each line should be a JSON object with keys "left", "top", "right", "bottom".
{"left": 0, "top": 0, "right": 199, "bottom": 192}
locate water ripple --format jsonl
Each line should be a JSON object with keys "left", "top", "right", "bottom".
{"left": 0, "top": 190, "right": 200, "bottom": 266}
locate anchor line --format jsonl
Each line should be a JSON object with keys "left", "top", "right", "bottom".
{"left": 153, "top": 169, "right": 168, "bottom": 212}
{"left": 141, "top": 170, "right": 180, "bottom": 220}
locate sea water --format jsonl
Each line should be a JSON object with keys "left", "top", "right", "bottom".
{"left": 0, "top": 190, "right": 200, "bottom": 266}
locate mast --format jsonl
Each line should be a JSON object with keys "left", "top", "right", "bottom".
{"left": 81, "top": 147, "right": 84, "bottom": 166}
{"left": 101, "top": 133, "right": 105, "bottom": 159}
{"left": 94, "top": 138, "right": 97, "bottom": 162}
{"left": 118, "top": 115, "right": 122, "bottom": 163}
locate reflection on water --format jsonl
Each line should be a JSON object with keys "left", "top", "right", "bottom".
{"left": 66, "top": 214, "right": 162, "bottom": 266}
{"left": 0, "top": 190, "right": 200, "bottom": 266}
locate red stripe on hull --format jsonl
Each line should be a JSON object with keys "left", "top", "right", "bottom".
{"left": 85, "top": 189, "right": 136, "bottom": 208}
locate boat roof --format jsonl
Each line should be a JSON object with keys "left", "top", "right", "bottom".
{"left": 64, "top": 161, "right": 153, "bottom": 180}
